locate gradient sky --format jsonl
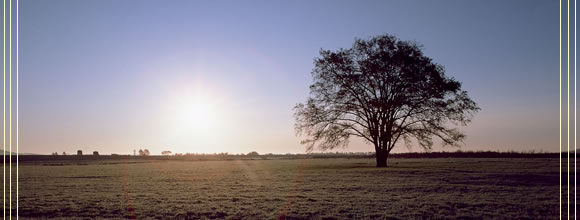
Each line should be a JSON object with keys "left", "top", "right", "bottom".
{"left": 19, "top": 0, "right": 561, "bottom": 155}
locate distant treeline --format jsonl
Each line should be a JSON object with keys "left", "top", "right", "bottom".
{"left": 300, "top": 151, "right": 565, "bottom": 159}
{"left": 11, "top": 150, "right": 573, "bottom": 163}
{"left": 388, "top": 151, "right": 563, "bottom": 158}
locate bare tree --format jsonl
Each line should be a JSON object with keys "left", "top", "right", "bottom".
{"left": 294, "top": 34, "right": 479, "bottom": 167}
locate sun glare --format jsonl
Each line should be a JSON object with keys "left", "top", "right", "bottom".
{"left": 161, "top": 79, "right": 234, "bottom": 153}
{"left": 174, "top": 94, "right": 218, "bottom": 135}
{"left": 177, "top": 96, "right": 216, "bottom": 133}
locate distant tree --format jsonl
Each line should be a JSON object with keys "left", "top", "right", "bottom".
{"left": 247, "top": 151, "right": 259, "bottom": 157}
{"left": 294, "top": 34, "right": 479, "bottom": 167}
{"left": 62, "top": 152, "right": 67, "bottom": 156}
{"left": 161, "top": 151, "right": 172, "bottom": 156}
{"left": 138, "top": 149, "right": 144, "bottom": 156}
{"left": 143, "top": 149, "right": 150, "bottom": 156}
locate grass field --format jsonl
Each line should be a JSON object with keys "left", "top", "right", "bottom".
{"left": 14, "top": 157, "right": 560, "bottom": 219}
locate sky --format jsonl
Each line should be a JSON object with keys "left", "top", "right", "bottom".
{"left": 17, "top": 0, "right": 562, "bottom": 155}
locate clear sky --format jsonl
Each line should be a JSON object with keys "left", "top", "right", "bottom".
{"left": 19, "top": 0, "right": 560, "bottom": 155}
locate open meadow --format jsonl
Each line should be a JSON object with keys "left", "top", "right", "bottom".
{"left": 14, "top": 157, "right": 559, "bottom": 219}
{"left": 15, "top": 157, "right": 560, "bottom": 219}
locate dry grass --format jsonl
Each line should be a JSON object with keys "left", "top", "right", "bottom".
{"left": 14, "top": 157, "right": 558, "bottom": 219}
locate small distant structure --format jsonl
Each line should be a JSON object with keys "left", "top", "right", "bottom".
{"left": 93, "top": 151, "right": 99, "bottom": 156}
{"left": 51, "top": 152, "right": 58, "bottom": 156}
{"left": 77, "top": 150, "right": 82, "bottom": 156}
{"left": 247, "top": 151, "right": 259, "bottom": 157}
{"left": 161, "top": 151, "right": 172, "bottom": 156}
{"left": 62, "top": 152, "right": 67, "bottom": 156}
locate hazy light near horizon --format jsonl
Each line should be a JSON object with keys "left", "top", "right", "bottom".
{"left": 155, "top": 76, "right": 238, "bottom": 154}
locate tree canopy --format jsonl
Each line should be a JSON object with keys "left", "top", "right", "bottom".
{"left": 294, "top": 34, "right": 479, "bottom": 167}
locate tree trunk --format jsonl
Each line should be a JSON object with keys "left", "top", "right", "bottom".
{"left": 375, "top": 149, "right": 387, "bottom": 167}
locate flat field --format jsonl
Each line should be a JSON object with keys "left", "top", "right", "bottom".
{"left": 15, "top": 157, "right": 559, "bottom": 219}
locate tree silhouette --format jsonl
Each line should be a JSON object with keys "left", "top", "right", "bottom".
{"left": 247, "top": 151, "right": 259, "bottom": 157}
{"left": 161, "top": 151, "right": 172, "bottom": 156}
{"left": 294, "top": 34, "right": 479, "bottom": 167}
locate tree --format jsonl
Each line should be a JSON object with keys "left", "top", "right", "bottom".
{"left": 247, "top": 151, "right": 259, "bottom": 157}
{"left": 161, "top": 151, "right": 172, "bottom": 156}
{"left": 294, "top": 34, "right": 479, "bottom": 167}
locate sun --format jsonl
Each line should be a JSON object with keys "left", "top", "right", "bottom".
{"left": 172, "top": 93, "right": 219, "bottom": 136}
{"left": 161, "top": 80, "right": 232, "bottom": 153}
{"left": 180, "top": 98, "right": 215, "bottom": 130}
